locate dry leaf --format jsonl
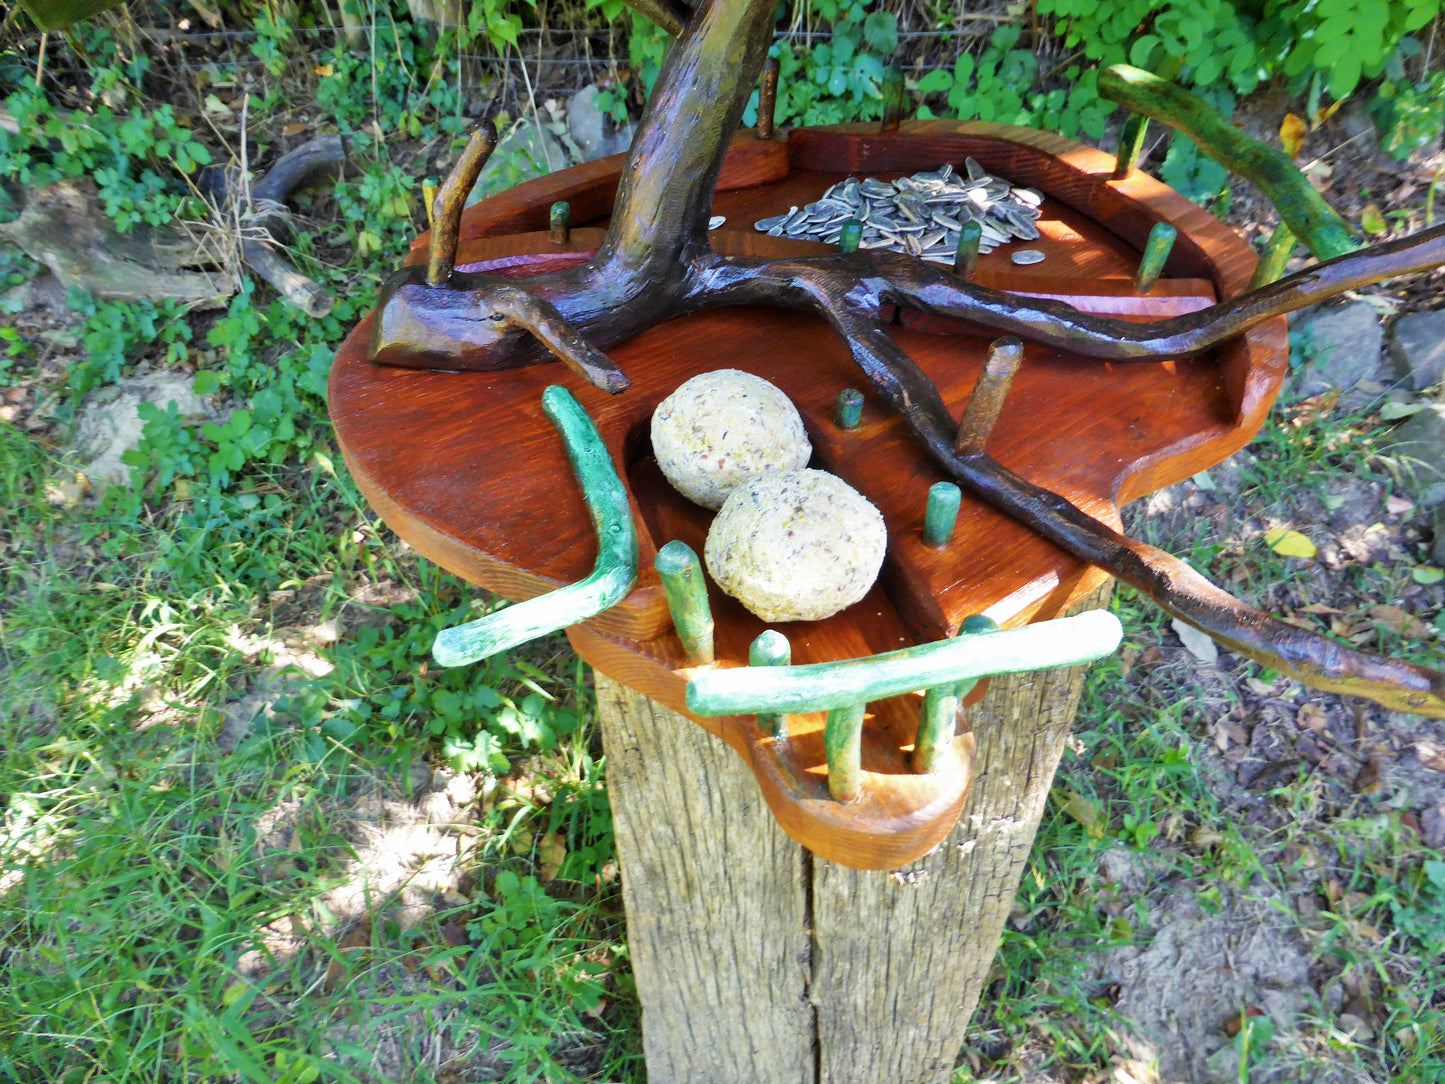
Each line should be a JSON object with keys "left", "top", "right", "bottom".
{"left": 1280, "top": 112, "right": 1307, "bottom": 159}
{"left": 281, "top": 121, "right": 310, "bottom": 137}
{"left": 1297, "top": 702, "right": 1329, "bottom": 733}
{"left": 1355, "top": 756, "right": 1383, "bottom": 794}
{"left": 1312, "top": 98, "right": 1346, "bottom": 128}
{"left": 1415, "top": 740, "right": 1445, "bottom": 772}
{"left": 1172, "top": 618, "right": 1218, "bottom": 663}
{"left": 1265, "top": 527, "right": 1318, "bottom": 558}
{"left": 1053, "top": 787, "right": 1103, "bottom": 840}
{"left": 1386, "top": 494, "right": 1415, "bottom": 515}
{"left": 1305, "top": 159, "right": 1334, "bottom": 192}
{"left": 314, "top": 63, "right": 334, "bottom": 76}
{"left": 538, "top": 832, "right": 568, "bottom": 881}
{"left": 1365, "top": 604, "right": 1429, "bottom": 639}
{"left": 1225, "top": 1005, "right": 1267, "bottom": 1036}
{"left": 1302, "top": 602, "right": 1344, "bottom": 614}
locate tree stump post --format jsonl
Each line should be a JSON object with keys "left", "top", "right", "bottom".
{"left": 595, "top": 584, "right": 1111, "bottom": 1084}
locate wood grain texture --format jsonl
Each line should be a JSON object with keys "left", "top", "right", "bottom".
{"left": 596, "top": 672, "right": 814, "bottom": 1084}
{"left": 811, "top": 586, "right": 1109, "bottom": 1083}
{"left": 329, "top": 122, "right": 1286, "bottom": 868}
{"left": 596, "top": 583, "right": 1110, "bottom": 1084}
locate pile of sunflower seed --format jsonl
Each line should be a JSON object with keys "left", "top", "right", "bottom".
{"left": 753, "top": 157, "right": 1045, "bottom": 265}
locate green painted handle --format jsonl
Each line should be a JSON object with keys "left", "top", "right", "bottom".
{"left": 432, "top": 385, "right": 638, "bottom": 667}
{"left": 685, "top": 610, "right": 1123, "bottom": 716}
{"left": 1098, "top": 65, "right": 1357, "bottom": 262}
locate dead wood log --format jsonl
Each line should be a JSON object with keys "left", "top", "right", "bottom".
{"left": 198, "top": 135, "right": 346, "bottom": 318}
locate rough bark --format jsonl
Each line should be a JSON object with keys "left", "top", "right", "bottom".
{"left": 595, "top": 586, "right": 1110, "bottom": 1084}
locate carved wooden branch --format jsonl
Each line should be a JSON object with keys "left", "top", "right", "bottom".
{"left": 362, "top": 0, "right": 1445, "bottom": 718}
{"left": 1098, "top": 64, "right": 1358, "bottom": 262}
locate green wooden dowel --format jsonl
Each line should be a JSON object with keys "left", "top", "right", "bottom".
{"left": 954, "top": 220, "right": 982, "bottom": 279}
{"left": 750, "top": 630, "right": 792, "bottom": 737}
{"left": 1098, "top": 65, "right": 1357, "bottom": 262}
{"left": 1250, "top": 222, "right": 1298, "bottom": 289}
{"left": 923, "top": 481, "right": 961, "bottom": 547}
{"left": 914, "top": 680, "right": 976, "bottom": 774}
{"left": 960, "top": 613, "right": 999, "bottom": 635}
{"left": 550, "top": 201, "right": 571, "bottom": 244}
{"left": 686, "top": 610, "right": 1123, "bottom": 716}
{"left": 432, "top": 385, "right": 638, "bottom": 667}
{"left": 1135, "top": 222, "right": 1177, "bottom": 292}
{"left": 913, "top": 617, "right": 995, "bottom": 772}
{"left": 656, "top": 540, "right": 714, "bottom": 665}
{"left": 1113, "top": 113, "right": 1149, "bottom": 179}
{"left": 839, "top": 219, "right": 863, "bottom": 254}
{"left": 825, "top": 702, "right": 866, "bottom": 801}
{"left": 835, "top": 387, "right": 864, "bottom": 430}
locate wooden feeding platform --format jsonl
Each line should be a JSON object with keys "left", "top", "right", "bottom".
{"left": 329, "top": 120, "right": 1286, "bottom": 867}
{"left": 328, "top": 120, "right": 1287, "bottom": 1082}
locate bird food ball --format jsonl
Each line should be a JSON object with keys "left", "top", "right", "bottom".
{"left": 705, "top": 469, "right": 887, "bottom": 622}
{"left": 651, "top": 369, "right": 811, "bottom": 509}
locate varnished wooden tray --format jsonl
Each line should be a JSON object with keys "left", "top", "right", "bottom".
{"left": 329, "top": 121, "right": 1288, "bottom": 868}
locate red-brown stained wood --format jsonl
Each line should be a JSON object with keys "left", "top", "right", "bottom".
{"left": 329, "top": 122, "right": 1288, "bottom": 868}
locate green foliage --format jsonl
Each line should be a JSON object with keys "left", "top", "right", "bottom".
{"left": 1262, "top": 0, "right": 1441, "bottom": 102}
{"left": 759, "top": 0, "right": 898, "bottom": 127}
{"left": 913, "top": 24, "right": 1111, "bottom": 140}
{"left": 1, "top": 74, "right": 211, "bottom": 232}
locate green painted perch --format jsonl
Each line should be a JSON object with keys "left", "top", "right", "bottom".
{"left": 431, "top": 386, "right": 638, "bottom": 667}
{"left": 1098, "top": 64, "right": 1358, "bottom": 263}
{"left": 688, "top": 610, "right": 1122, "bottom": 802}
{"left": 687, "top": 610, "right": 1122, "bottom": 716}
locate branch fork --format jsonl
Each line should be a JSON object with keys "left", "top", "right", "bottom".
{"left": 363, "top": 0, "right": 1445, "bottom": 719}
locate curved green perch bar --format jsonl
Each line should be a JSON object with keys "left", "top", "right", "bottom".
{"left": 432, "top": 385, "right": 639, "bottom": 667}
{"left": 1098, "top": 65, "right": 1357, "bottom": 263}
{"left": 686, "top": 610, "right": 1123, "bottom": 717}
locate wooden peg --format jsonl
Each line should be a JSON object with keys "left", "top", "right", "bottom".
{"left": 421, "top": 177, "right": 438, "bottom": 232}
{"left": 656, "top": 540, "right": 714, "bottom": 664}
{"left": 750, "top": 630, "right": 791, "bottom": 737}
{"left": 923, "top": 481, "right": 961, "bottom": 547}
{"left": 1249, "top": 222, "right": 1297, "bottom": 289}
{"left": 839, "top": 219, "right": 863, "bottom": 253}
{"left": 550, "top": 201, "right": 571, "bottom": 245}
{"left": 1113, "top": 113, "right": 1149, "bottom": 179}
{"left": 954, "top": 220, "right": 982, "bottom": 279}
{"left": 880, "top": 66, "right": 905, "bottom": 133}
{"left": 1135, "top": 222, "right": 1177, "bottom": 292}
{"left": 756, "top": 56, "right": 779, "bottom": 140}
{"left": 825, "top": 702, "right": 865, "bottom": 801}
{"left": 954, "top": 336, "right": 1023, "bottom": 455}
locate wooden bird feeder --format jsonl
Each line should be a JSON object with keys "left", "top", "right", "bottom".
{"left": 328, "top": 120, "right": 1290, "bottom": 1080}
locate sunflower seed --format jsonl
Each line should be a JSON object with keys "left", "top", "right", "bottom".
{"left": 750, "top": 162, "right": 1049, "bottom": 261}
{"left": 1011, "top": 248, "right": 1046, "bottom": 265}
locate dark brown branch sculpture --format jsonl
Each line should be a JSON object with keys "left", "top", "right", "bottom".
{"left": 365, "top": 0, "right": 1445, "bottom": 718}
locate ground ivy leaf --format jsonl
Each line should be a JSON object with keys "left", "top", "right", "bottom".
{"left": 1265, "top": 527, "right": 1318, "bottom": 558}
